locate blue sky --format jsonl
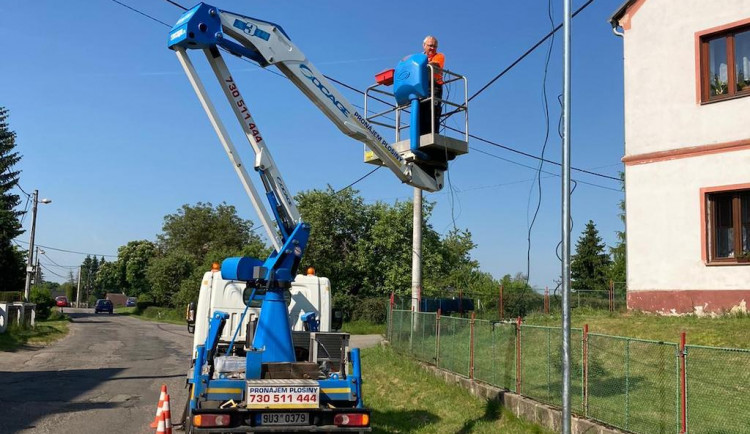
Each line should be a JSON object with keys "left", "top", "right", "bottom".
{"left": 2, "top": 0, "right": 625, "bottom": 290}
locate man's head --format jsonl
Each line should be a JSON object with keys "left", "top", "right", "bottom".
{"left": 423, "top": 36, "right": 438, "bottom": 56}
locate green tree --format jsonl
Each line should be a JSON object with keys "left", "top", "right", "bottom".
{"left": 297, "top": 188, "right": 482, "bottom": 301}
{"left": 0, "top": 107, "right": 25, "bottom": 291}
{"left": 97, "top": 240, "right": 157, "bottom": 299}
{"left": 96, "top": 260, "right": 123, "bottom": 294}
{"left": 296, "top": 187, "right": 371, "bottom": 297}
{"left": 157, "top": 202, "right": 263, "bottom": 263}
{"left": 609, "top": 172, "right": 626, "bottom": 288}
{"left": 81, "top": 255, "right": 105, "bottom": 299}
{"left": 436, "top": 228, "right": 479, "bottom": 293}
{"left": 357, "top": 199, "right": 448, "bottom": 296}
{"left": 146, "top": 251, "right": 197, "bottom": 306}
{"left": 571, "top": 220, "right": 612, "bottom": 292}
{"left": 147, "top": 202, "right": 267, "bottom": 306}
{"left": 499, "top": 272, "right": 541, "bottom": 317}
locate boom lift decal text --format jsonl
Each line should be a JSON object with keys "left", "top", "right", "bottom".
{"left": 353, "top": 111, "right": 403, "bottom": 163}
{"left": 298, "top": 64, "right": 350, "bottom": 118}
{"left": 225, "top": 76, "right": 263, "bottom": 145}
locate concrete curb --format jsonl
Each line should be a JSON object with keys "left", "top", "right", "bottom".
{"left": 419, "top": 363, "right": 627, "bottom": 434}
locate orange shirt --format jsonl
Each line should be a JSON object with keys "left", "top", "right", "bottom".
{"left": 428, "top": 52, "right": 445, "bottom": 85}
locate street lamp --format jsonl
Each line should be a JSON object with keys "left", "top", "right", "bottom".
{"left": 23, "top": 190, "right": 51, "bottom": 303}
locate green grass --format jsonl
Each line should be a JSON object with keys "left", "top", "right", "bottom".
{"left": 340, "top": 320, "right": 385, "bottom": 335}
{"left": 362, "top": 345, "right": 551, "bottom": 433}
{"left": 115, "top": 306, "right": 185, "bottom": 325}
{"left": 0, "top": 317, "right": 70, "bottom": 351}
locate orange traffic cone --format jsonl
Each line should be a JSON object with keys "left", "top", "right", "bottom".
{"left": 156, "top": 411, "right": 166, "bottom": 434}
{"left": 163, "top": 393, "right": 173, "bottom": 434}
{"left": 150, "top": 385, "right": 167, "bottom": 428}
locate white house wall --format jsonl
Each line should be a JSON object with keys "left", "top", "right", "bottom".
{"left": 620, "top": 0, "right": 750, "bottom": 313}
{"left": 624, "top": 0, "right": 750, "bottom": 156}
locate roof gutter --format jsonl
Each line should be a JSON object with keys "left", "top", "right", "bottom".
{"left": 611, "top": 20, "right": 625, "bottom": 37}
{"left": 608, "top": 0, "right": 636, "bottom": 37}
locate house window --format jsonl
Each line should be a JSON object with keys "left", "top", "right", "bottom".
{"left": 706, "top": 189, "right": 750, "bottom": 262}
{"left": 700, "top": 25, "right": 750, "bottom": 102}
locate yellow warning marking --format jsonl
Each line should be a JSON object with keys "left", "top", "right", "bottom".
{"left": 206, "top": 388, "right": 243, "bottom": 394}
{"left": 321, "top": 388, "right": 351, "bottom": 394}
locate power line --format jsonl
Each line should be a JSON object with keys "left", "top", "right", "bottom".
{"left": 41, "top": 252, "right": 80, "bottom": 268}
{"left": 471, "top": 147, "right": 621, "bottom": 192}
{"left": 468, "top": 0, "right": 596, "bottom": 102}
{"left": 16, "top": 183, "right": 31, "bottom": 198}
{"left": 445, "top": 125, "right": 620, "bottom": 181}
{"left": 164, "top": 0, "right": 187, "bottom": 11}
{"left": 526, "top": 0, "right": 557, "bottom": 289}
{"left": 335, "top": 167, "right": 381, "bottom": 194}
{"left": 13, "top": 239, "right": 117, "bottom": 258}
{"left": 110, "top": 0, "right": 171, "bottom": 26}
{"left": 39, "top": 263, "right": 68, "bottom": 279}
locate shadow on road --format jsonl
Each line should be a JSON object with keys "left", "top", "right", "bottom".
{"left": 0, "top": 368, "right": 126, "bottom": 433}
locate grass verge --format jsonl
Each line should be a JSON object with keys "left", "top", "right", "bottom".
{"left": 362, "top": 345, "right": 551, "bottom": 433}
{"left": 115, "top": 306, "right": 185, "bottom": 325}
{"left": 0, "top": 316, "right": 70, "bottom": 352}
{"left": 524, "top": 307, "right": 750, "bottom": 348}
{"left": 340, "top": 320, "right": 385, "bottom": 335}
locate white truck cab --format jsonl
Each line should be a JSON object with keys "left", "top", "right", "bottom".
{"left": 189, "top": 267, "right": 333, "bottom": 359}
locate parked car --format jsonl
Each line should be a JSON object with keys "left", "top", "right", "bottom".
{"left": 55, "top": 296, "right": 68, "bottom": 307}
{"left": 126, "top": 297, "right": 137, "bottom": 307}
{"left": 94, "top": 299, "right": 113, "bottom": 314}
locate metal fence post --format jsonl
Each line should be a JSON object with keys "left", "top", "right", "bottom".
{"left": 436, "top": 308, "right": 441, "bottom": 368}
{"left": 516, "top": 316, "right": 522, "bottom": 394}
{"left": 625, "top": 338, "right": 630, "bottom": 431}
{"left": 388, "top": 292, "right": 394, "bottom": 340}
{"left": 499, "top": 283, "right": 504, "bottom": 320}
{"left": 469, "top": 312, "right": 476, "bottom": 379}
{"left": 680, "top": 331, "right": 687, "bottom": 434}
{"left": 583, "top": 324, "right": 589, "bottom": 416}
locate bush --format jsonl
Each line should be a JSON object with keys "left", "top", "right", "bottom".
{"left": 47, "top": 309, "right": 69, "bottom": 321}
{"left": 332, "top": 293, "right": 358, "bottom": 322}
{"left": 352, "top": 298, "right": 388, "bottom": 324}
{"left": 29, "top": 286, "right": 54, "bottom": 320}
{"left": 0, "top": 291, "right": 22, "bottom": 302}
{"left": 333, "top": 294, "right": 388, "bottom": 324}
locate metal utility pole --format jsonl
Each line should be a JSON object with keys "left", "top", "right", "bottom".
{"left": 76, "top": 265, "right": 82, "bottom": 308}
{"left": 561, "top": 0, "right": 573, "bottom": 432}
{"left": 411, "top": 187, "right": 423, "bottom": 313}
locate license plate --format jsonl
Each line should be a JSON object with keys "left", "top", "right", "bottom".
{"left": 246, "top": 382, "right": 319, "bottom": 409}
{"left": 258, "top": 412, "right": 309, "bottom": 426}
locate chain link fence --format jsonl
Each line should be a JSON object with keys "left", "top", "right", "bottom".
{"left": 586, "top": 335, "right": 679, "bottom": 433}
{"left": 387, "top": 305, "right": 749, "bottom": 433}
{"left": 472, "top": 320, "right": 517, "bottom": 391}
{"left": 685, "top": 345, "right": 750, "bottom": 434}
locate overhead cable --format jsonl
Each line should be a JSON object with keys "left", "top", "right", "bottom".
{"left": 468, "top": 0, "right": 596, "bottom": 102}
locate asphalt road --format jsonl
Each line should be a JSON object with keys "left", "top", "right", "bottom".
{"left": 0, "top": 309, "right": 384, "bottom": 434}
{"left": 0, "top": 308, "right": 192, "bottom": 434}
